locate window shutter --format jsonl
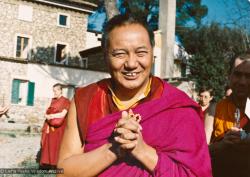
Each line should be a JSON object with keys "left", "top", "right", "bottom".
{"left": 11, "top": 79, "right": 20, "bottom": 104}
{"left": 27, "top": 81, "right": 35, "bottom": 106}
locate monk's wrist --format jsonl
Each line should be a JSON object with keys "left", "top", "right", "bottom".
{"left": 108, "top": 142, "right": 127, "bottom": 160}
{"left": 132, "top": 143, "right": 158, "bottom": 172}
{"left": 132, "top": 142, "right": 151, "bottom": 160}
{"left": 106, "top": 143, "right": 119, "bottom": 161}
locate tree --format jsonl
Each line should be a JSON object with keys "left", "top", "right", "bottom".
{"left": 221, "top": 0, "right": 250, "bottom": 50}
{"left": 120, "top": 0, "right": 157, "bottom": 25}
{"left": 176, "top": 0, "right": 208, "bottom": 28}
{"left": 221, "top": 0, "right": 250, "bottom": 32}
{"left": 179, "top": 23, "right": 248, "bottom": 100}
{"left": 88, "top": 0, "right": 208, "bottom": 33}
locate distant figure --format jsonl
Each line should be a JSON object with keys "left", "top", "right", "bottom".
{"left": 0, "top": 105, "right": 9, "bottom": 116}
{"left": 198, "top": 87, "right": 215, "bottom": 114}
{"left": 210, "top": 52, "right": 250, "bottom": 177}
{"left": 198, "top": 87, "right": 216, "bottom": 144}
{"left": 40, "top": 83, "right": 70, "bottom": 169}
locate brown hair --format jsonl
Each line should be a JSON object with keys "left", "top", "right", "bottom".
{"left": 53, "top": 83, "right": 63, "bottom": 90}
{"left": 101, "top": 14, "right": 155, "bottom": 56}
{"left": 199, "top": 86, "right": 214, "bottom": 97}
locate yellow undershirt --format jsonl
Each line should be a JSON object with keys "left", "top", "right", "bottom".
{"left": 109, "top": 78, "right": 152, "bottom": 110}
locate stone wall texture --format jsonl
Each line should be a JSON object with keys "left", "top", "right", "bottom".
{"left": 0, "top": 0, "right": 89, "bottom": 66}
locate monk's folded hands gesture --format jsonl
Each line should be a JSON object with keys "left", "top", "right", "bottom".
{"left": 114, "top": 110, "right": 142, "bottom": 149}
{"left": 114, "top": 110, "right": 158, "bottom": 172}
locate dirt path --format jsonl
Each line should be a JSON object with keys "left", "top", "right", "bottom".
{"left": 0, "top": 134, "right": 40, "bottom": 168}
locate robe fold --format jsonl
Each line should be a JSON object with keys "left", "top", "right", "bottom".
{"left": 75, "top": 77, "right": 212, "bottom": 177}
{"left": 40, "top": 96, "right": 70, "bottom": 166}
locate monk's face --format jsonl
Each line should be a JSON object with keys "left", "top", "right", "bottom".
{"left": 230, "top": 60, "right": 250, "bottom": 100}
{"left": 106, "top": 24, "right": 153, "bottom": 93}
{"left": 53, "top": 86, "right": 62, "bottom": 99}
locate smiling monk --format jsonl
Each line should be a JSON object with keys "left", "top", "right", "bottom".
{"left": 57, "top": 14, "right": 212, "bottom": 177}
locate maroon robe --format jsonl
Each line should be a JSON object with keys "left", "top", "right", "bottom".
{"left": 40, "top": 96, "right": 70, "bottom": 166}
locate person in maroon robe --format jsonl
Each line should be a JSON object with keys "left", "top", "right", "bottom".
{"left": 40, "top": 83, "right": 70, "bottom": 169}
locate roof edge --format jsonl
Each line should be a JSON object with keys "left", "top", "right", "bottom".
{"left": 32, "top": 0, "right": 97, "bottom": 13}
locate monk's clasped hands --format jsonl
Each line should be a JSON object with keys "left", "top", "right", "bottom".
{"left": 114, "top": 109, "right": 143, "bottom": 151}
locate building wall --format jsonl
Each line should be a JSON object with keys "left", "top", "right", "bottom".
{"left": 153, "top": 30, "right": 189, "bottom": 78}
{"left": 27, "top": 63, "right": 110, "bottom": 99}
{"left": 0, "top": 0, "right": 88, "bottom": 65}
{"left": 153, "top": 31, "right": 162, "bottom": 77}
{"left": 85, "top": 31, "right": 101, "bottom": 49}
{"left": 87, "top": 53, "right": 108, "bottom": 72}
{"left": 0, "top": 60, "right": 27, "bottom": 107}
{"left": 0, "top": 58, "right": 110, "bottom": 124}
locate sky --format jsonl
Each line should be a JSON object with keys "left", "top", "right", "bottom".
{"left": 202, "top": 0, "right": 231, "bottom": 24}
{"left": 88, "top": 0, "right": 250, "bottom": 32}
{"left": 202, "top": 0, "right": 250, "bottom": 29}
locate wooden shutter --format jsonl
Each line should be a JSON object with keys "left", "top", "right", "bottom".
{"left": 27, "top": 81, "right": 35, "bottom": 106}
{"left": 11, "top": 79, "right": 20, "bottom": 104}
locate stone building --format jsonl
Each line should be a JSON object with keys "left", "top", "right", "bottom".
{"left": 0, "top": 0, "right": 110, "bottom": 125}
{"left": 0, "top": 0, "right": 97, "bottom": 65}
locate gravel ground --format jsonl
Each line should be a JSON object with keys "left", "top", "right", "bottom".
{"left": 0, "top": 133, "right": 41, "bottom": 168}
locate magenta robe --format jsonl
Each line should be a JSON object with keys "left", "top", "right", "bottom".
{"left": 78, "top": 79, "right": 212, "bottom": 176}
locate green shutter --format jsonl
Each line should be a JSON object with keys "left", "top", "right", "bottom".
{"left": 11, "top": 79, "right": 20, "bottom": 104}
{"left": 27, "top": 81, "right": 35, "bottom": 106}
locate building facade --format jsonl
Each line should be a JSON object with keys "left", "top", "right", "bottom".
{"left": 0, "top": 57, "right": 110, "bottom": 125}
{"left": 0, "top": 0, "right": 111, "bottom": 125}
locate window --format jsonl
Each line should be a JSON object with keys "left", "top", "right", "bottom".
{"left": 11, "top": 79, "right": 35, "bottom": 106}
{"left": 18, "top": 5, "right": 33, "bottom": 22}
{"left": 57, "top": 13, "right": 70, "bottom": 27}
{"left": 16, "top": 35, "right": 31, "bottom": 59}
{"left": 55, "top": 43, "right": 68, "bottom": 64}
{"left": 80, "top": 58, "right": 88, "bottom": 68}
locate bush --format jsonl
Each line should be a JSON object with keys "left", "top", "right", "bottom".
{"left": 179, "top": 23, "right": 248, "bottom": 101}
